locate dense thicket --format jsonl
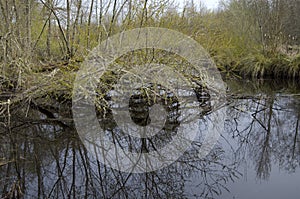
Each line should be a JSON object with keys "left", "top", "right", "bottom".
{"left": 0, "top": 0, "right": 300, "bottom": 94}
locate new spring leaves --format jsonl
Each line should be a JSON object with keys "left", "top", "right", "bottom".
{"left": 72, "top": 27, "right": 226, "bottom": 173}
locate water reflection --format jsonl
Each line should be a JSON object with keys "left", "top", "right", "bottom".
{"left": 0, "top": 80, "right": 300, "bottom": 198}
{"left": 226, "top": 80, "right": 300, "bottom": 178}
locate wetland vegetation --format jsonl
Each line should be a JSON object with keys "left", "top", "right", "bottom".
{"left": 1, "top": 0, "right": 300, "bottom": 198}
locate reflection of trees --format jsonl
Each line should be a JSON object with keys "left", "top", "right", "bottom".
{"left": 0, "top": 97, "right": 239, "bottom": 199}
{"left": 2, "top": 80, "right": 299, "bottom": 198}
{"left": 273, "top": 97, "right": 300, "bottom": 173}
{"left": 252, "top": 97, "right": 273, "bottom": 180}
{"left": 225, "top": 87, "right": 300, "bottom": 180}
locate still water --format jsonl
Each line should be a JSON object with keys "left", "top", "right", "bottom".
{"left": 1, "top": 79, "right": 300, "bottom": 199}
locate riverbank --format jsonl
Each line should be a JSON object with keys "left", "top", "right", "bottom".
{"left": 216, "top": 52, "right": 300, "bottom": 79}
{"left": 1, "top": 51, "right": 300, "bottom": 108}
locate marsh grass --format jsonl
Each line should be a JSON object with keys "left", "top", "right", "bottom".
{"left": 223, "top": 52, "right": 300, "bottom": 79}
{"left": 288, "top": 55, "right": 300, "bottom": 78}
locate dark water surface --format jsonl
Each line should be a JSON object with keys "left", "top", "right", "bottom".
{"left": 1, "top": 79, "right": 300, "bottom": 199}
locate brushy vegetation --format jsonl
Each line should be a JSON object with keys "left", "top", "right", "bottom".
{"left": 0, "top": 0, "right": 300, "bottom": 107}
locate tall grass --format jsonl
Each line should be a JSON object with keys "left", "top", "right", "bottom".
{"left": 215, "top": 52, "right": 300, "bottom": 79}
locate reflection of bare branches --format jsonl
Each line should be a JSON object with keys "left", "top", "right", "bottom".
{"left": 0, "top": 95, "right": 239, "bottom": 199}
{"left": 255, "top": 98, "right": 273, "bottom": 180}
{"left": 292, "top": 113, "right": 299, "bottom": 158}
{"left": 226, "top": 91, "right": 300, "bottom": 180}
